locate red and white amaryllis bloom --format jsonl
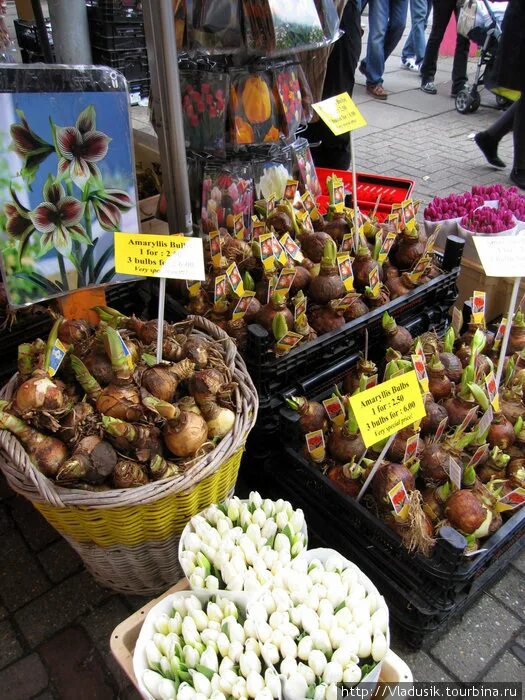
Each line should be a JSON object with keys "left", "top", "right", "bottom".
{"left": 3, "top": 187, "right": 34, "bottom": 241}
{"left": 29, "top": 177, "right": 90, "bottom": 257}
{"left": 55, "top": 105, "right": 111, "bottom": 188}
{"left": 90, "top": 188, "right": 134, "bottom": 231}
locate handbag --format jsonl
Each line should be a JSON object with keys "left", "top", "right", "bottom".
{"left": 457, "top": 0, "right": 478, "bottom": 37}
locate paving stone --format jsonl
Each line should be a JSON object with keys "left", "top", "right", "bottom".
{"left": 123, "top": 594, "right": 151, "bottom": 613}
{"left": 482, "top": 651, "right": 525, "bottom": 682}
{"left": 33, "top": 692, "right": 56, "bottom": 700}
{"left": 8, "top": 497, "right": 59, "bottom": 552}
{"left": 37, "top": 539, "right": 82, "bottom": 583}
{"left": 118, "top": 686, "right": 142, "bottom": 699}
{"left": 81, "top": 597, "right": 132, "bottom": 691}
{"left": 0, "top": 653, "right": 48, "bottom": 699}
{"left": 0, "top": 503, "right": 12, "bottom": 533}
{"left": 0, "top": 529, "right": 50, "bottom": 611}
{"left": 359, "top": 101, "right": 426, "bottom": 129}
{"left": 489, "top": 568, "right": 525, "bottom": 620}
{"left": 15, "top": 571, "right": 108, "bottom": 647}
{"left": 0, "top": 619, "right": 23, "bottom": 669}
{"left": 39, "top": 626, "right": 115, "bottom": 700}
{"left": 431, "top": 595, "right": 522, "bottom": 681}
{"left": 391, "top": 647, "right": 454, "bottom": 682}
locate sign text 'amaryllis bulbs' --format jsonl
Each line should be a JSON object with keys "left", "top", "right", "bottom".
{"left": 179, "top": 492, "right": 307, "bottom": 594}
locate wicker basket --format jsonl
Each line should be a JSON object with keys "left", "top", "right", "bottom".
{"left": 0, "top": 316, "right": 258, "bottom": 595}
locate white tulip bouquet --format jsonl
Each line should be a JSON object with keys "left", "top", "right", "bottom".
{"left": 137, "top": 592, "right": 282, "bottom": 700}
{"left": 249, "top": 550, "right": 389, "bottom": 699}
{"left": 179, "top": 492, "right": 307, "bottom": 595}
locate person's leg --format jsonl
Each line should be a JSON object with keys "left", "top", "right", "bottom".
{"left": 420, "top": 0, "right": 456, "bottom": 85}
{"left": 511, "top": 98, "right": 525, "bottom": 187}
{"left": 401, "top": 0, "right": 416, "bottom": 61}
{"left": 474, "top": 101, "right": 517, "bottom": 168}
{"left": 383, "top": 0, "right": 409, "bottom": 62}
{"left": 451, "top": 6, "right": 470, "bottom": 94}
{"left": 409, "top": 0, "right": 429, "bottom": 64}
{"left": 363, "top": 0, "right": 390, "bottom": 85}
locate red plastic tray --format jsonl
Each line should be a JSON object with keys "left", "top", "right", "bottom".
{"left": 315, "top": 168, "right": 415, "bottom": 221}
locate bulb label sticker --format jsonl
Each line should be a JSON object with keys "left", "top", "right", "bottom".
{"left": 232, "top": 292, "right": 255, "bottom": 321}
{"left": 485, "top": 371, "right": 500, "bottom": 412}
{"left": 497, "top": 487, "right": 525, "bottom": 512}
{"left": 279, "top": 233, "right": 304, "bottom": 264}
{"left": 312, "top": 92, "right": 367, "bottom": 136}
{"left": 388, "top": 481, "right": 409, "bottom": 519}
{"left": 115, "top": 233, "right": 205, "bottom": 281}
{"left": 411, "top": 354, "right": 429, "bottom": 394}
{"left": 434, "top": 417, "right": 448, "bottom": 444}
{"left": 493, "top": 317, "right": 507, "bottom": 351}
{"left": 226, "top": 263, "right": 245, "bottom": 297}
{"left": 471, "top": 290, "right": 486, "bottom": 325}
{"left": 275, "top": 268, "right": 296, "bottom": 294}
{"left": 477, "top": 407, "right": 494, "bottom": 437}
{"left": 276, "top": 332, "right": 303, "bottom": 355}
{"left": 337, "top": 253, "right": 354, "bottom": 291}
{"left": 349, "top": 370, "right": 426, "bottom": 448}
{"left": 322, "top": 397, "right": 346, "bottom": 426}
{"left": 305, "top": 430, "right": 325, "bottom": 461}
{"left": 403, "top": 432, "right": 420, "bottom": 465}
{"left": 117, "top": 331, "right": 134, "bottom": 370}
{"left": 47, "top": 339, "right": 68, "bottom": 378}
{"left": 466, "top": 444, "right": 490, "bottom": 469}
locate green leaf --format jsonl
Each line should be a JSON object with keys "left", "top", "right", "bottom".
{"left": 334, "top": 601, "right": 346, "bottom": 614}
{"left": 361, "top": 661, "right": 378, "bottom": 677}
{"left": 16, "top": 229, "right": 34, "bottom": 267}
{"left": 80, "top": 238, "right": 97, "bottom": 279}
{"left": 196, "top": 665, "right": 214, "bottom": 681}
{"left": 99, "top": 266, "right": 116, "bottom": 284}
{"left": 221, "top": 622, "right": 230, "bottom": 639}
{"left": 94, "top": 244, "right": 114, "bottom": 282}
{"left": 14, "top": 272, "right": 62, "bottom": 294}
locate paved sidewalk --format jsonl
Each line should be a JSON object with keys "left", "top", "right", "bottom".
{"left": 0, "top": 6, "right": 523, "bottom": 698}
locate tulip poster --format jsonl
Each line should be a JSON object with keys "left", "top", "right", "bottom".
{"left": 0, "top": 70, "right": 139, "bottom": 307}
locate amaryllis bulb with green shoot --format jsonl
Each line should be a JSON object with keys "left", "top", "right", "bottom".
{"left": 427, "top": 353, "right": 452, "bottom": 401}
{"left": 272, "top": 312, "right": 288, "bottom": 342}
{"left": 102, "top": 415, "right": 161, "bottom": 462}
{"left": 256, "top": 290, "right": 294, "bottom": 333}
{"left": 439, "top": 329, "right": 463, "bottom": 384}
{"left": 0, "top": 410, "right": 68, "bottom": 477}
{"left": 70, "top": 355, "right": 102, "bottom": 402}
{"left": 285, "top": 396, "right": 327, "bottom": 434}
{"left": 198, "top": 399, "right": 235, "bottom": 439}
{"left": 327, "top": 395, "right": 365, "bottom": 463}
{"left": 141, "top": 358, "right": 195, "bottom": 403}
{"left": 56, "top": 435, "right": 117, "bottom": 484}
{"left": 113, "top": 460, "right": 149, "bottom": 488}
{"left": 308, "top": 239, "right": 345, "bottom": 304}
{"left": 382, "top": 312, "right": 413, "bottom": 355}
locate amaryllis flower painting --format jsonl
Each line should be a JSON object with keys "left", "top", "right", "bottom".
{"left": 0, "top": 68, "right": 139, "bottom": 307}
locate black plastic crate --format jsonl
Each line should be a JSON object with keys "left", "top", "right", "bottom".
{"left": 92, "top": 47, "right": 149, "bottom": 82}
{"left": 14, "top": 18, "right": 53, "bottom": 54}
{"left": 256, "top": 456, "right": 524, "bottom": 648}
{"left": 89, "top": 19, "right": 145, "bottom": 50}
{"left": 86, "top": 0, "right": 143, "bottom": 23}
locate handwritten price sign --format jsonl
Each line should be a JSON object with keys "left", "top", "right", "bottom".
{"left": 312, "top": 92, "right": 367, "bottom": 136}
{"left": 114, "top": 232, "right": 205, "bottom": 281}
{"left": 349, "top": 371, "right": 426, "bottom": 448}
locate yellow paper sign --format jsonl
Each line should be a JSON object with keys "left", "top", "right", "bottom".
{"left": 349, "top": 371, "right": 426, "bottom": 448}
{"left": 312, "top": 92, "right": 367, "bottom": 136}
{"left": 115, "top": 233, "right": 205, "bottom": 280}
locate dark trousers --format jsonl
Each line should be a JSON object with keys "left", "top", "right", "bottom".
{"left": 485, "top": 98, "right": 525, "bottom": 171}
{"left": 304, "top": 0, "right": 362, "bottom": 169}
{"left": 420, "top": 0, "right": 470, "bottom": 93}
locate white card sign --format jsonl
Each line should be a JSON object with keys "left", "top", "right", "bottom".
{"left": 472, "top": 236, "right": 525, "bottom": 278}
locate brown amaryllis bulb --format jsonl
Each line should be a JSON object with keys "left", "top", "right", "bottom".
{"left": 96, "top": 384, "right": 142, "bottom": 422}
{"left": 183, "top": 337, "right": 209, "bottom": 368}
{"left": 113, "top": 460, "right": 149, "bottom": 488}
{"left": 84, "top": 350, "right": 114, "bottom": 386}
{"left": 419, "top": 440, "right": 450, "bottom": 485}
{"left": 56, "top": 435, "right": 117, "bottom": 484}
{"left": 289, "top": 265, "right": 311, "bottom": 296}
{"left": 323, "top": 214, "right": 351, "bottom": 244}
{"left": 14, "top": 371, "right": 66, "bottom": 415}
{"left": 386, "top": 272, "right": 417, "bottom": 300}
{"left": 371, "top": 462, "right": 416, "bottom": 507}
{"left": 299, "top": 229, "right": 332, "bottom": 264}
{"left": 209, "top": 300, "right": 230, "bottom": 330}
{"left": 507, "top": 458, "right": 525, "bottom": 488}
{"left": 420, "top": 394, "right": 448, "bottom": 436}
{"left": 127, "top": 316, "right": 169, "bottom": 345}
{"left": 226, "top": 318, "right": 247, "bottom": 351}
{"left": 499, "top": 391, "right": 525, "bottom": 425}
{"left": 421, "top": 486, "right": 445, "bottom": 523}
{"left": 428, "top": 354, "right": 452, "bottom": 401}
{"left": 255, "top": 292, "right": 294, "bottom": 333}
{"left": 445, "top": 490, "right": 487, "bottom": 534}
{"left": 343, "top": 295, "right": 368, "bottom": 322}
{"left": 102, "top": 416, "right": 161, "bottom": 462}
{"left": 327, "top": 426, "right": 365, "bottom": 464}
{"left": 267, "top": 207, "right": 293, "bottom": 234}
{"left": 178, "top": 396, "right": 201, "bottom": 415}
{"left": 387, "top": 427, "right": 421, "bottom": 463}
{"left": 187, "top": 289, "right": 210, "bottom": 316}
{"left": 58, "top": 319, "right": 91, "bottom": 347}
{"left": 163, "top": 410, "right": 208, "bottom": 457}
{"left": 364, "top": 285, "right": 390, "bottom": 310}
{"left": 382, "top": 260, "right": 399, "bottom": 281}
{"left": 353, "top": 245, "right": 382, "bottom": 292}
{"left": 391, "top": 229, "right": 426, "bottom": 271}
{"left": 242, "top": 296, "right": 262, "bottom": 324}
{"left": 308, "top": 304, "right": 346, "bottom": 335}
{"left": 508, "top": 310, "right": 525, "bottom": 355}
{"left": 58, "top": 402, "right": 98, "bottom": 445}
{"left": 439, "top": 352, "right": 463, "bottom": 384}
{"left": 141, "top": 358, "right": 194, "bottom": 403}
{"left": 342, "top": 357, "right": 378, "bottom": 395}
{"left": 326, "top": 464, "right": 361, "bottom": 497}
{"left": 189, "top": 368, "right": 226, "bottom": 403}
{"left": 382, "top": 312, "right": 413, "bottom": 355}
{"left": 286, "top": 396, "right": 327, "bottom": 434}
{"left": 487, "top": 413, "right": 516, "bottom": 451}
{"left": 199, "top": 398, "right": 235, "bottom": 439}
{"left": 457, "top": 323, "right": 494, "bottom": 354}
{"left": 309, "top": 239, "right": 346, "bottom": 304}
{"left": 444, "top": 395, "right": 478, "bottom": 427}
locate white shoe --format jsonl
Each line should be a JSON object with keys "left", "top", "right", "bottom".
{"left": 401, "top": 57, "right": 420, "bottom": 72}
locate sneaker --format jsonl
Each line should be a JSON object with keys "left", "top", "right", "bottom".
{"left": 401, "top": 57, "right": 420, "bottom": 72}
{"left": 421, "top": 81, "right": 437, "bottom": 94}
{"left": 366, "top": 83, "right": 388, "bottom": 100}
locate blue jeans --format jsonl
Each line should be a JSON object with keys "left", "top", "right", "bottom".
{"left": 362, "top": 0, "right": 409, "bottom": 85}
{"left": 402, "top": 0, "right": 431, "bottom": 64}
